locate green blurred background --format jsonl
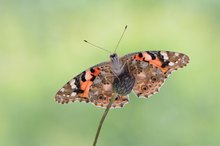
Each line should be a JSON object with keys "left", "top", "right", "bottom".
{"left": 1, "top": 0, "right": 220, "bottom": 146}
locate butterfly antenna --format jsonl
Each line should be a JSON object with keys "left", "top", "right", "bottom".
{"left": 84, "top": 40, "right": 112, "bottom": 54}
{"left": 113, "top": 25, "right": 128, "bottom": 54}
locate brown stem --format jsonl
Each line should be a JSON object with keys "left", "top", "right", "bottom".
{"left": 93, "top": 94, "right": 117, "bottom": 146}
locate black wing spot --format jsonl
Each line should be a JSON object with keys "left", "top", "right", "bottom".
{"left": 147, "top": 51, "right": 156, "bottom": 60}
{"left": 73, "top": 88, "right": 84, "bottom": 93}
{"left": 157, "top": 51, "right": 164, "bottom": 62}
{"left": 78, "top": 89, "right": 84, "bottom": 93}
{"left": 90, "top": 68, "right": 95, "bottom": 73}
{"left": 161, "top": 61, "right": 170, "bottom": 68}
{"left": 90, "top": 75, "right": 96, "bottom": 81}
{"left": 81, "top": 71, "right": 87, "bottom": 82}
{"left": 138, "top": 52, "right": 143, "bottom": 58}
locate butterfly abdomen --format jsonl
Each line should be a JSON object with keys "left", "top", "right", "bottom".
{"left": 113, "top": 69, "right": 135, "bottom": 95}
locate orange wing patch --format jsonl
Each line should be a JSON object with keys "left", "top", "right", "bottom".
{"left": 79, "top": 80, "right": 93, "bottom": 97}
{"left": 134, "top": 52, "right": 168, "bottom": 73}
{"left": 148, "top": 58, "right": 168, "bottom": 73}
{"left": 79, "top": 67, "right": 101, "bottom": 98}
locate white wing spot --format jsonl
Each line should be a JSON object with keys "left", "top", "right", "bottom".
{"left": 169, "top": 62, "right": 175, "bottom": 66}
{"left": 69, "top": 79, "right": 75, "bottom": 85}
{"left": 160, "top": 51, "right": 169, "bottom": 60}
{"left": 144, "top": 53, "right": 152, "bottom": 61}
{"left": 174, "top": 52, "right": 179, "bottom": 56}
{"left": 60, "top": 88, "right": 65, "bottom": 92}
{"left": 69, "top": 79, "right": 76, "bottom": 89}
{"left": 71, "top": 84, "right": 76, "bottom": 89}
{"left": 71, "top": 92, "right": 77, "bottom": 97}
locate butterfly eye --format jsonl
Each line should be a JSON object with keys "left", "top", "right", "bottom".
{"left": 110, "top": 53, "right": 116, "bottom": 58}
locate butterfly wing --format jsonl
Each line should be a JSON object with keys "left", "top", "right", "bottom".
{"left": 55, "top": 61, "right": 129, "bottom": 108}
{"left": 121, "top": 51, "right": 189, "bottom": 98}
{"left": 55, "top": 50, "right": 189, "bottom": 107}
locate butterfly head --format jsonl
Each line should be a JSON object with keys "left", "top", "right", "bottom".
{"left": 110, "top": 53, "right": 117, "bottom": 59}
{"left": 110, "top": 53, "right": 120, "bottom": 64}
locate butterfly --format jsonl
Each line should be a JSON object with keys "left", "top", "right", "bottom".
{"left": 55, "top": 50, "right": 189, "bottom": 108}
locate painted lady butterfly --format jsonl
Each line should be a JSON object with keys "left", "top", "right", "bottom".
{"left": 55, "top": 50, "right": 189, "bottom": 108}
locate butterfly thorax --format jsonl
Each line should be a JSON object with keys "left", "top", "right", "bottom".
{"left": 110, "top": 53, "right": 125, "bottom": 76}
{"left": 110, "top": 53, "right": 136, "bottom": 95}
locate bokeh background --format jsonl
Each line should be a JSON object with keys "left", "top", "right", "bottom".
{"left": 1, "top": 0, "right": 220, "bottom": 146}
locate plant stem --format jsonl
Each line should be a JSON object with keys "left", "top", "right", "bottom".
{"left": 93, "top": 94, "right": 117, "bottom": 146}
